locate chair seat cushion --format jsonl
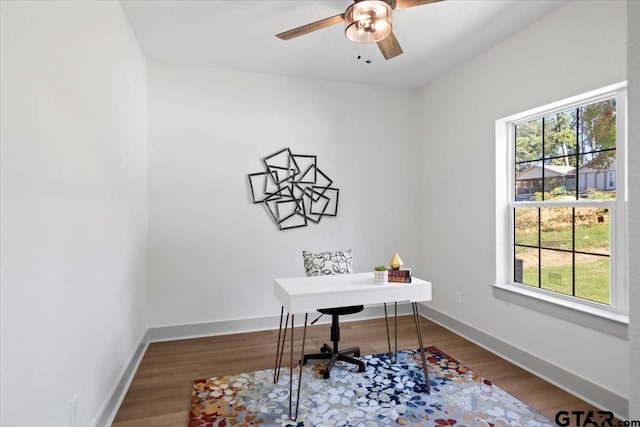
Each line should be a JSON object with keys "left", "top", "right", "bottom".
{"left": 318, "top": 305, "right": 364, "bottom": 316}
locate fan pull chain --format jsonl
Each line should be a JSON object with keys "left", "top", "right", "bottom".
{"left": 356, "top": 43, "right": 373, "bottom": 64}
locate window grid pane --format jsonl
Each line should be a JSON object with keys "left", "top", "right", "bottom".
{"left": 540, "top": 249, "right": 573, "bottom": 296}
{"left": 512, "top": 203, "right": 611, "bottom": 304}
{"left": 574, "top": 254, "right": 610, "bottom": 304}
{"left": 514, "top": 245, "right": 538, "bottom": 287}
{"left": 540, "top": 207, "right": 573, "bottom": 251}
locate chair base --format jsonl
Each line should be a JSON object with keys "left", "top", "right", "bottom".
{"left": 303, "top": 343, "right": 366, "bottom": 379}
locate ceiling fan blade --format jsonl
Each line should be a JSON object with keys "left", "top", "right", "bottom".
{"left": 276, "top": 14, "right": 345, "bottom": 40}
{"left": 377, "top": 31, "right": 403, "bottom": 60}
{"left": 395, "top": 0, "right": 443, "bottom": 8}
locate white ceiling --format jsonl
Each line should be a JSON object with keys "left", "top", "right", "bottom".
{"left": 120, "top": 0, "right": 569, "bottom": 90}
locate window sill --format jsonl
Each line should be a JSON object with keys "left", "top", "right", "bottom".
{"left": 490, "top": 283, "right": 628, "bottom": 339}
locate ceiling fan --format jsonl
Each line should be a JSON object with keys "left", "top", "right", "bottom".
{"left": 276, "top": 0, "right": 444, "bottom": 60}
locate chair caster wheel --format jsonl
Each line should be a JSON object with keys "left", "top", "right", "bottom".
{"left": 323, "top": 370, "right": 331, "bottom": 379}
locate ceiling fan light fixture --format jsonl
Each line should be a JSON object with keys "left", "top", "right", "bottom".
{"left": 344, "top": 0, "right": 392, "bottom": 44}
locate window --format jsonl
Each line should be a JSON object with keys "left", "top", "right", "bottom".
{"left": 608, "top": 171, "right": 616, "bottom": 189}
{"left": 496, "top": 83, "right": 627, "bottom": 317}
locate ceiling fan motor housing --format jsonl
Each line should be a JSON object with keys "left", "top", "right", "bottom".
{"left": 345, "top": 0, "right": 393, "bottom": 43}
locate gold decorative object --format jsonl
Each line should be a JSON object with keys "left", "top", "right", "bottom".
{"left": 389, "top": 253, "right": 403, "bottom": 270}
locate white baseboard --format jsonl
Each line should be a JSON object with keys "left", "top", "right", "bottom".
{"left": 418, "top": 303, "right": 629, "bottom": 420}
{"left": 93, "top": 330, "right": 149, "bottom": 427}
{"left": 98, "top": 304, "right": 414, "bottom": 425}
{"left": 147, "top": 303, "right": 414, "bottom": 342}
{"left": 98, "top": 303, "right": 629, "bottom": 424}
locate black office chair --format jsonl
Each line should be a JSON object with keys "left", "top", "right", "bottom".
{"left": 301, "top": 250, "right": 366, "bottom": 379}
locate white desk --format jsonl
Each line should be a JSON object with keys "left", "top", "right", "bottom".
{"left": 274, "top": 272, "right": 432, "bottom": 312}
{"left": 273, "top": 272, "right": 433, "bottom": 420}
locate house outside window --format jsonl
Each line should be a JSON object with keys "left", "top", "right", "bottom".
{"left": 496, "top": 83, "right": 627, "bottom": 317}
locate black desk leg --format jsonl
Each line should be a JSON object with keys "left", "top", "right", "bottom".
{"left": 394, "top": 302, "right": 398, "bottom": 363}
{"left": 384, "top": 303, "right": 392, "bottom": 363}
{"left": 383, "top": 302, "right": 399, "bottom": 364}
{"left": 294, "top": 313, "right": 308, "bottom": 421}
{"left": 274, "top": 307, "right": 289, "bottom": 383}
{"left": 286, "top": 313, "right": 308, "bottom": 421}
{"left": 288, "top": 314, "right": 295, "bottom": 418}
{"left": 274, "top": 306, "right": 283, "bottom": 382}
{"left": 412, "top": 302, "right": 430, "bottom": 394}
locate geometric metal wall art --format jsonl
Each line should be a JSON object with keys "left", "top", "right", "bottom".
{"left": 247, "top": 147, "right": 340, "bottom": 230}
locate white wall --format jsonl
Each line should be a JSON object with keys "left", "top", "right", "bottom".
{"left": 2, "top": 0, "right": 634, "bottom": 424}
{"left": 0, "top": 2, "right": 147, "bottom": 427}
{"left": 147, "top": 63, "right": 419, "bottom": 327}
{"left": 628, "top": 1, "right": 640, "bottom": 420}
{"left": 416, "top": 0, "right": 629, "bottom": 413}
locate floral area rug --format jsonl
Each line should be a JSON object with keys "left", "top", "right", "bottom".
{"left": 189, "top": 346, "right": 555, "bottom": 426}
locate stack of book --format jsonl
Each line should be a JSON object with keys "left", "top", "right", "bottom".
{"left": 388, "top": 268, "right": 411, "bottom": 283}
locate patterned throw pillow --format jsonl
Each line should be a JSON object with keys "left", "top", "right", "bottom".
{"left": 302, "top": 250, "right": 353, "bottom": 276}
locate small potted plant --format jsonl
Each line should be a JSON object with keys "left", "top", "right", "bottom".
{"left": 374, "top": 265, "right": 388, "bottom": 285}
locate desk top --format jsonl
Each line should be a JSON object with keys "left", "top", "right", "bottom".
{"left": 273, "top": 272, "right": 432, "bottom": 313}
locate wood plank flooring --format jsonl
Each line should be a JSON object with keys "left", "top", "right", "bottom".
{"left": 112, "top": 315, "right": 611, "bottom": 426}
